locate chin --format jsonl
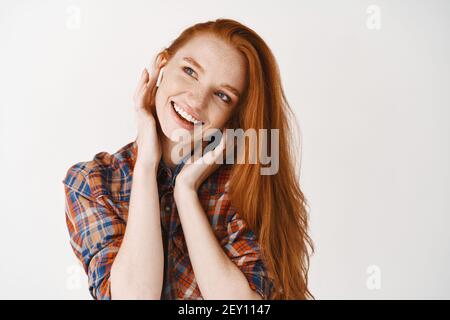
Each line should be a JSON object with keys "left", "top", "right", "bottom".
{"left": 158, "top": 120, "right": 176, "bottom": 142}
{"left": 160, "top": 118, "right": 192, "bottom": 143}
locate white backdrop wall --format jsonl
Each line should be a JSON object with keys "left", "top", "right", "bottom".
{"left": 0, "top": 0, "right": 449, "bottom": 299}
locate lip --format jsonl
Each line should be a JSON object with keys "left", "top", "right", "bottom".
{"left": 170, "top": 100, "right": 204, "bottom": 124}
{"left": 169, "top": 100, "right": 201, "bottom": 130}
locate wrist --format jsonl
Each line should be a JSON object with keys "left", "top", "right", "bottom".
{"left": 134, "top": 158, "right": 159, "bottom": 175}
{"left": 174, "top": 182, "right": 197, "bottom": 202}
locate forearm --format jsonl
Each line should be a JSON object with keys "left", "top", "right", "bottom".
{"left": 174, "top": 187, "right": 262, "bottom": 300}
{"left": 110, "top": 160, "right": 164, "bottom": 299}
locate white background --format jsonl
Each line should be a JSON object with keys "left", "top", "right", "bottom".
{"left": 0, "top": 0, "right": 449, "bottom": 299}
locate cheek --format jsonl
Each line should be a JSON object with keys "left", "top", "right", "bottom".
{"left": 154, "top": 80, "right": 174, "bottom": 118}
{"left": 154, "top": 89, "right": 173, "bottom": 134}
{"left": 154, "top": 72, "right": 188, "bottom": 108}
{"left": 208, "top": 107, "right": 235, "bottom": 128}
{"left": 154, "top": 94, "right": 165, "bottom": 126}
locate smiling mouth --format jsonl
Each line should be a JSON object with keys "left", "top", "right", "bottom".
{"left": 170, "top": 101, "right": 203, "bottom": 125}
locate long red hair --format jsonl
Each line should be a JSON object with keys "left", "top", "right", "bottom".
{"left": 152, "top": 18, "right": 314, "bottom": 300}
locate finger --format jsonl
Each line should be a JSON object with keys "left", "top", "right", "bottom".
{"left": 135, "top": 68, "right": 149, "bottom": 97}
{"left": 214, "top": 128, "right": 228, "bottom": 154}
{"left": 220, "top": 129, "right": 235, "bottom": 164}
{"left": 145, "top": 65, "right": 162, "bottom": 92}
{"left": 202, "top": 134, "right": 227, "bottom": 166}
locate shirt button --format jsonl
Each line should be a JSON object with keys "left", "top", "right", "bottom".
{"left": 165, "top": 206, "right": 171, "bottom": 212}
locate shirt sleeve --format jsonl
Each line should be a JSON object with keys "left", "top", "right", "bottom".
{"left": 64, "top": 184, "right": 126, "bottom": 300}
{"left": 222, "top": 210, "right": 274, "bottom": 300}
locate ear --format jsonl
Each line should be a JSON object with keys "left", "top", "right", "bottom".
{"left": 151, "top": 51, "right": 168, "bottom": 76}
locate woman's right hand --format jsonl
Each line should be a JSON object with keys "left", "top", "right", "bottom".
{"left": 133, "top": 66, "right": 162, "bottom": 170}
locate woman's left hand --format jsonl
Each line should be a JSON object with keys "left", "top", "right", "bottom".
{"left": 174, "top": 132, "right": 228, "bottom": 193}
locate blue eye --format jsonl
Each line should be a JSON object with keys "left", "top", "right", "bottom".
{"left": 216, "top": 92, "right": 231, "bottom": 104}
{"left": 183, "top": 66, "right": 196, "bottom": 77}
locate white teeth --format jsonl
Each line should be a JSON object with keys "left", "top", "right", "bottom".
{"left": 173, "top": 102, "right": 201, "bottom": 125}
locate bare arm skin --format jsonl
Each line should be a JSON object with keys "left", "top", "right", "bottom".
{"left": 174, "top": 136, "right": 263, "bottom": 299}
{"left": 109, "top": 64, "right": 165, "bottom": 299}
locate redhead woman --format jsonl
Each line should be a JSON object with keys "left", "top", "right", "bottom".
{"left": 63, "top": 18, "right": 313, "bottom": 300}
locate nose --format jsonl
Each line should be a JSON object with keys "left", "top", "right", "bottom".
{"left": 186, "top": 85, "right": 209, "bottom": 111}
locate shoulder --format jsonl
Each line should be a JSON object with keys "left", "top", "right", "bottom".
{"left": 62, "top": 141, "right": 137, "bottom": 201}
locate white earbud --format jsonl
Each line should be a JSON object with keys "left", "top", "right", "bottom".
{"left": 156, "top": 67, "right": 165, "bottom": 87}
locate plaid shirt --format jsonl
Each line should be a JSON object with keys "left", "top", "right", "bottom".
{"left": 63, "top": 141, "right": 274, "bottom": 300}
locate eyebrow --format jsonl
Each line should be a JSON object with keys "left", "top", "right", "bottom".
{"left": 182, "top": 56, "right": 241, "bottom": 99}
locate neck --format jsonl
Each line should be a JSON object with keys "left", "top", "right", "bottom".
{"left": 161, "top": 135, "right": 177, "bottom": 170}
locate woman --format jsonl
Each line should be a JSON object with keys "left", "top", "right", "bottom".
{"left": 63, "top": 18, "right": 314, "bottom": 300}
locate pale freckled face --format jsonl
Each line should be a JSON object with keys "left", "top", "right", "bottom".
{"left": 154, "top": 34, "right": 247, "bottom": 141}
